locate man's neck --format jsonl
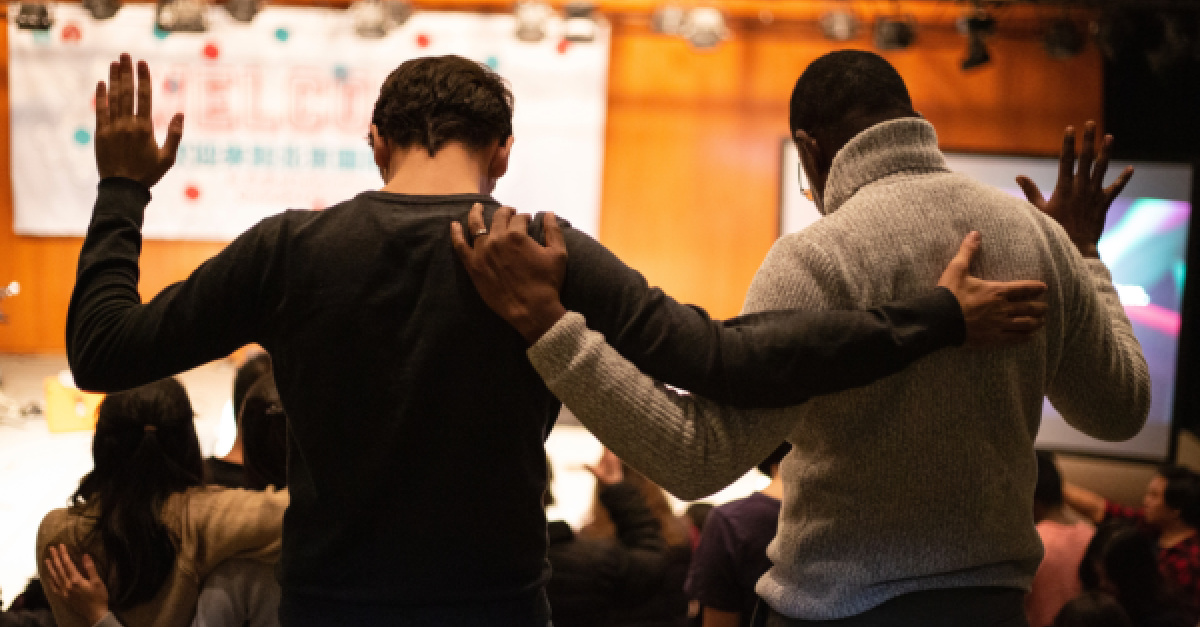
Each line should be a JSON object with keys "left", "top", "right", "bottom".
{"left": 381, "top": 144, "right": 488, "bottom": 196}
{"left": 1159, "top": 522, "right": 1196, "bottom": 549}
{"left": 761, "top": 474, "right": 784, "bottom": 500}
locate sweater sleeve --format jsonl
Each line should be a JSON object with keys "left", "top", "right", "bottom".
{"left": 529, "top": 313, "right": 795, "bottom": 500}
{"left": 66, "top": 178, "right": 288, "bottom": 392}
{"left": 1045, "top": 255, "right": 1150, "bottom": 441}
{"left": 183, "top": 488, "right": 289, "bottom": 579}
{"left": 545, "top": 216, "right": 964, "bottom": 410}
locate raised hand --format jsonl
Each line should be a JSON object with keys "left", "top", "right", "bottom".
{"left": 1015, "top": 121, "right": 1134, "bottom": 259}
{"left": 937, "top": 232, "right": 1049, "bottom": 347}
{"left": 95, "top": 53, "right": 184, "bottom": 188}
{"left": 43, "top": 544, "right": 110, "bottom": 626}
{"left": 451, "top": 203, "right": 568, "bottom": 345}
{"left": 586, "top": 448, "right": 625, "bottom": 486}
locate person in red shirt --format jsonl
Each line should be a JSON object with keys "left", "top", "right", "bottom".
{"left": 1027, "top": 452, "right": 1094, "bottom": 627}
{"left": 1064, "top": 465, "right": 1200, "bottom": 605}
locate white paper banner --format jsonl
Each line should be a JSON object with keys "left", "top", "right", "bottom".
{"left": 9, "top": 4, "right": 609, "bottom": 239}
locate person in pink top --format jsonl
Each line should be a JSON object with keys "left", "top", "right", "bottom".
{"left": 1027, "top": 452, "right": 1095, "bottom": 627}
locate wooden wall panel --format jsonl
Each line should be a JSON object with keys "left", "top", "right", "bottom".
{"left": 0, "top": 5, "right": 1103, "bottom": 353}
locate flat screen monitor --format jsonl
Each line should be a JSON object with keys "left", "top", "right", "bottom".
{"left": 780, "top": 142, "right": 1193, "bottom": 460}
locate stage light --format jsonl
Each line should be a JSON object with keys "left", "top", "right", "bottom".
{"left": 156, "top": 0, "right": 208, "bottom": 32}
{"left": 651, "top": 4, "right": 686, "bottom": 36}
{"left": 680, "top": 7, "right": 728, "bottom": 50}
{"left": 224, "top": 0, "right": 262, "bottom": 23}
{"left": 1044, "top": 18, "right": 1084, "bottom": 58}
{"left": 15, "top": 2, "right": 53, "bottom": 30}
{"left": 959, "top": 10, "right": 995, "bottom": 71}
{"left": 515, "top": 1, "right": 553, "bottom": 43}
{"left": 563, "top": 1, "right": 597, "bottom": 43}
{"left": 820, "top": 8, "right": 859, "bottom": 42}
{"left": 83, "top": 0, "right": 122, "bottom": 20}
{"left": 874, "top": 15, "right": 916, "bottom": 51}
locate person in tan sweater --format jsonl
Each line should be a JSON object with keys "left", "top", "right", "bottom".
{"left": 36, "top": 378, "right": 287, "bottom": 627}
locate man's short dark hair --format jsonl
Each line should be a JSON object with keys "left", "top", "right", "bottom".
{"left": 757, "top": 442, "right": 792, "bottom": 478}
{"left": 233, "top": 352, "right": 272, "bottom": 425}
{"left": 372, "top": 55, "right": 514, "bottom": 157}
{"left": 789, "top": 50, "right": 915, "bottom": 143}
{"left": 1158, "top": 464, "right": 1200, "bottom": 528}
{"left": 1034, "top": 450, "right": 1064, "bottom": 507}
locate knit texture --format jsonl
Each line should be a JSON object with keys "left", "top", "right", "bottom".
{"left": 527, "top": 118, "right": 1149, "bottom": 619}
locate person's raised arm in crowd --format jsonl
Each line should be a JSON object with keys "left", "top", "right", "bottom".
{"left": 1062, "top": 482, "right": 1108, "bottom": 525}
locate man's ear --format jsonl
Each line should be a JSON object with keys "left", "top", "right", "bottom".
{"left": 488, "top": 135, "right": 515, "bottom": 180}
{"left": 370, "top": 124, "right": 391, "bottom": 173}
{"left": 793, "top": 129, "right": 823, "bottom": 176}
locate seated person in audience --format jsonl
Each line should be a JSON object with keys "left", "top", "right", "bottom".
{"left": 37, "top": 378, "right": 287, "bottom": 627}
{"left": 685, "top": 443, "right": 790, "bottom": 627}
{"left": 1076, "top": 523, "right": 1197, "bottom": 627}
{"left": 1053, "top": 591, "right": 1133, "bottom": 627}
{"left": 205, "top": 352, "right": 272, "bottom": 489}
{"left": 67, "top": 53, "right": 1046, "bottom": 627}
{"left": 0, "top": 580, "right": 55, "bottom": 627}
{"left": 546, "top": 450, "right": 669, "bottom": 627}
{"left": 453, "top": 50, "right": 1149, "bottom": 624}
{"left": 579, "top": 455, "right": 692, "bottom": 627}
{"left": 1028, "top": 451, "right": 1095, "bottom": 627}
{"left": 239, "top": 372, "right": 286, "bottom": 491}
{"left": 1064, "top": 466, "right": 1200, "bottom": 603}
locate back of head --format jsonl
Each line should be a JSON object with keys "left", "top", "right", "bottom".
{"left": 1159, "top": 464, "right": 1200, "bottom": 528}
{"left": 240, "top": 372, "right": 288, "bottom": 490}
{"left": 582, "top": 463, "right": 690, "bottom": 547}
{"left": 1054, "top": 591, "right": 1134, "bottom": 627}
{"left": 757, "top": 442, "right": 792, "bottom": 478}
{"left": 789, "top": 50, "right": 916, "bottom": 157}
{"left": 72, "top": 377, "right": 203, "bottom": 610}
{"left": 233, "top": 352, "right": 272, "bottom": 425}
{"left": 372, "top": 55, "right": 514, "bottom": 157}
{"left": 1035, "top": 450, "right": 1065, "bottom": 508}
{"left": 1099, "top": 526, "right": 1170, "bottom": 616}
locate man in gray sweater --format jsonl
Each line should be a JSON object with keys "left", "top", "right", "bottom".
{"left": 454, "top": 51, "right": 1149, "bottom": 625}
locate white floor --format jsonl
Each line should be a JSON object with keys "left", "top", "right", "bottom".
{"left": 0, "top": 354, "right": 764, "bottom": 608}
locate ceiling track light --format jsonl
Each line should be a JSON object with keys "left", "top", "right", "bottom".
{"left": 874, "top": 15, "right": 916, "bottom": 51}
{"left": 563, "top": 1, "right": 597, "bottom": 43}
{"left": 156, "top": 0, "right": 209, "bottom": 32}
{"left": 225, "top": 0, "right": 263, "bottom": 23}
{"left": 15, "top": 2, "right": 54, "bottom": 30}
{"left": 514, "top": 0, "right": 553, "bottom": 43}
{"left": 680, "top": 6, "right": 728, "bottom": 50}
{"left": 350, "top": 0, "right": 411, "bottom": 39}
{"left": 819, "top": 8, "right": 860, "bottom": 42}
{"left": 83, "top": 0, "right": 122, "bottom": 20}
{"left": 959, "top": 9, "right": 996, "bottom": 71}
{"left": 651, "top": 4, "right": 686, "bottom": 36}
{"left": 1044, "top": 18, "right": 1084, "bottom": 58}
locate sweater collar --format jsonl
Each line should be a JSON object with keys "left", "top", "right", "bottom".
{"left": 821, "top": 117, "right": 949, "bottom": 216}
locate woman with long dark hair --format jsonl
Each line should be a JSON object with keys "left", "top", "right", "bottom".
{"left": 36, "top": 378, "right": 287, "bottom": 627}
{"left": 1079, "top": 522, "right": 1197, "bottom": 627}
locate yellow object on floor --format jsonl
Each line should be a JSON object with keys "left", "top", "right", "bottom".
{"left": 44, "top": 376, "right": 103, "bottom": 433}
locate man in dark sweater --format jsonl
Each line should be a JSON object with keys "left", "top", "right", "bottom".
{"left": 65, "top": 53, "right": 1046, "bottom": 627}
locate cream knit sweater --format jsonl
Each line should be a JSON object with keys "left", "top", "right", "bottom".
{"left": 526, "top": 118, "right": 1149, "bottom": 619}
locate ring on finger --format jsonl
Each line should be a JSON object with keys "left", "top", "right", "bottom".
{"left": 474, "top": 228, "right": 488, "bottom": 237}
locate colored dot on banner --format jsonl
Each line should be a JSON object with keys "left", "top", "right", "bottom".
{"left": 73, "top": 128, "right": 91, "bottom": 145}
{"left": 312, "top": 199, "right": 325, "bottom": 211}
{"left": 274, "top": 27, "right": 289, "bottom": 42}
{"left": 333, "top": 65, "right": 349, "bottom": 81}
{"left": 32, "top": 30, "right": 51, "bottom": 43}
{"left": 62, "top": 23, "right": 82, "bottom": 42}
{"left": 416, "top": 33, "right": 431, "bottom": 48}
{"left": 154, "top": 25, "right": 170, "bottom": 39}
{"left": 203, "top": 42, "right": 220, "bottom": 60}
{"left": 184, "top": 185, "right": 201, "bottom": 200}
{"left": 485, "top": 55, "right": 499, "bottom": 70}
{"left": 557, "top": 39, "right": 570, "bottom": 54}
{"left": 164, "top": 78, "right": 181, "bottom": 93}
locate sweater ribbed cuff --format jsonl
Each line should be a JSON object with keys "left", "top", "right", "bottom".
{"left": 97, "top": 177, "right": 152, "bottom": 225}
{"left": 526, "top": 310, "right": 589, "bottom": 381}
{"left": 927, "top": 287, "right": 968, "bottom": 347}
